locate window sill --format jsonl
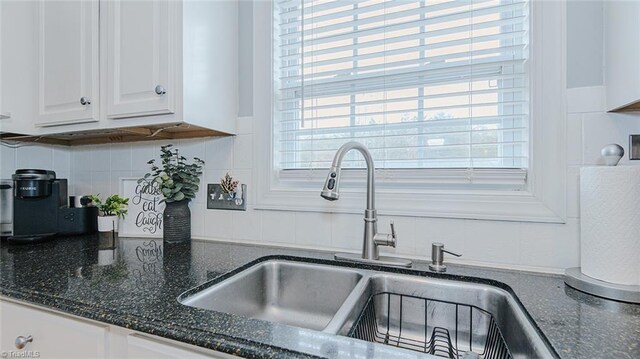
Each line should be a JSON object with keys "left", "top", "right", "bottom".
{"left": 255, "top": 186, "right": 565, "bottom": 223}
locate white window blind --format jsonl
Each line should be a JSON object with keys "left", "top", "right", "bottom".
{"left": 274, "top": 0, "right": 529, "bottom": 171}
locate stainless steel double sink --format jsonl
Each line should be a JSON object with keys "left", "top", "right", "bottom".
{"left": 178, "top": 258, "right": 558, "bottom": 358}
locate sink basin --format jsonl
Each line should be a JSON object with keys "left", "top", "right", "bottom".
{"left": 337, "top": 273, "right": 557, "bottom": 358}
{"left": 179, "top": 260, "right": 364, "bottom": 331}
{"left": 179, "top": 257, "right": 558, "bottom": 358}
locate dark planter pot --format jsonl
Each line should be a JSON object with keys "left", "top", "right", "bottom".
{"left": 163, "top": 200, "right": 191, "bottom": 244}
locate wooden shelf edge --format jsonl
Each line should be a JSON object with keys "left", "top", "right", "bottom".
{"left": 0, "top": 123, "right": 233, "bottom": 146}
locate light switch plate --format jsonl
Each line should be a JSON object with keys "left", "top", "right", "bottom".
{"left": 207, "top": 184, "right": 247, "bottom": 211}
{"left": 631, "top": 135, "right": 640, "bottom": 160}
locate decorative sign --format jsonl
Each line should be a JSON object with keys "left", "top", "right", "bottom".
{"left": 120, "top": 178, "right": 165, "bottom": 238}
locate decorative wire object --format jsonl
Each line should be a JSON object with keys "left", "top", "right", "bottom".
{"left": 349, "top": 292, "right": 513, "bottom": 359}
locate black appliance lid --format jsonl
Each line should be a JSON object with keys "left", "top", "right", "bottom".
{"left": 12, "top": 169, "right": 56, "bottom": 181}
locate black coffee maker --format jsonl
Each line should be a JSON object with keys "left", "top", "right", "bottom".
{"left": 9, "top": 169, "right": 97, "bottom": 243}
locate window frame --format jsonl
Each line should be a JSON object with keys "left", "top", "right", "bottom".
{"left": 254, "top": 0, "right": 567, "bottom": 223}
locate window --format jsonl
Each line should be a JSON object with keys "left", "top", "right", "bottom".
{"left": 256, "top": 0, "right": 566, "bottom": 222}
{"left": 274, "top": 0, "right": 529, "bottom": 172}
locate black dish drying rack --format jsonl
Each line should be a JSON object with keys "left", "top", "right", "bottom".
{"left": 348, "top": 292, "right": 513, "bottom": 359}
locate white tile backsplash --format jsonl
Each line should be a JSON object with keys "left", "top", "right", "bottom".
{"left": 3, "top": 85, "right": 632, "bottom": 273}
{"left": 414, "top": 217, "right": 467, "bottom": 258}
{"left": 0, "top": 146, "right": 16, "bottom": 178}
{"left": 331, "top": 213, "right": 366, "bottom": 251}
{"left": 294, "top": 211, "right": 332, "bottom": 248}
{"left": 232, "top": 208, "right": 262, "bottom": 241}
{"left": 261, "top": 210, "right": 295, "bottom": 244}
{"left": 232, "top": 134, "right": 253, "bottom": 169}
{"left": 110, "top": 144, "right": 132, "bottom": 172}
{"left": 16, "top": 144, "right": 54, "bottom": 170}
{"left": 204, "top": 137, "right": 234, "bottom": 170}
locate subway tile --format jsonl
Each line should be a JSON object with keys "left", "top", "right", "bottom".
{"left": 177, "top": 138, "right": 206, "bottom": 160}
{"left": 237, "top": 117, "right": 253, "bottom": 135}
{"left": 261, "top": 210, "right": 295, "bottom": 244}
{"left": 463, "top": 219, "right": 521, "bottom": 265}
{"left": 91, "top": 171, "right": 111, "bottom": 197}
{"left": 566, "top": 114, "right": 583, "bottom": 165}
{"left": 233, "top": 134, "right": 253, "bottom": 169}
{"left": 89, "top": 145, "right": 111, "bottom": 172}
{"left": 16, "top": 144, "right": 53, "bottom": 170}
{"left": 190, "top": 203, "right": 207, "bottom": 238}
{"left": 331, "top": 213, "right": 364, "bottom": 251}
{"left": 415, "top": 217, "right": 467, "bottom": 259}
{"left": 73, "top": 172, "right": 92, "bottom": 196}
{"left": 0, "top": 145, "right": 16, "bottom": 178}
{"left": 110, "top": 144, "right": 132, "bottom": 172}
{"left": 53, "top": 146, "right": 72, "bottom": 174}
{"left": 203, "top": 208, "right": 233, "bottom": 239}
{"left": 519, "top": 219, "right": 580, "bottom": 269}
{"left": 566, "top": 166, "right": 581, "bottom": 219}
{"left": 231, "top": 208, "right": 262, "bottom": 241}
{"left": 204, "top": 137, "right": 234, "bottom": 170}
{"left": 72, "top": 147, "right": 93, "bottom": 175}
{"left": 294, "top": 211, "right": 332, "bottom": 248}
{"left": 567, "top": 86, "right": 605, "bottom": 114}
{"left": 110, "top": 171, "right": 133, "bottom": 195}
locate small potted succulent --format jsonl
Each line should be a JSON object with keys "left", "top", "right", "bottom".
{"left": 88, "top": 194, "right": 129, "bottom": 232}
{"left": 141, "top": 144, "right": 204, "bottom": 243}
{"left": 220, "top": 173, "right": 239, "bottom": 200}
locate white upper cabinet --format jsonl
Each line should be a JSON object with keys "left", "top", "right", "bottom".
{"left": 605, "top": 0, "right": 640, "bottom": 112}
{"left": 1, "top": 1, "right": 37, "bottom": 134}
{"left": 1, "top": 0, "right": 237, "bottom": 141}
{"left": 105, "top": 0, "right": 176, "bottom": 119}
{"left": 36, "top": 0, "right": 99, "bottom": 126}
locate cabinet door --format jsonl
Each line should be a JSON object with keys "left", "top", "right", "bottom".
{"left": 36, "top": 0, "right": 99, "bottom": 126}
{"left": 105, "top": 0, "right": 176, "bottom": 119}
{"left": 0, "top": 300, "right": 107, "bottom": 358}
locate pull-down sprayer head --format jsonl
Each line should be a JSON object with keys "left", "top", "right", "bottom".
{"left": 320, "top": 166, "right": 341, "bottom": 201}
{"left": 320, "top": 142, "right": 376, "bottom": 211}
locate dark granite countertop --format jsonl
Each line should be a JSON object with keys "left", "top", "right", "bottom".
{"left": 1, "top": 235, "right": 639, "bottom": 358}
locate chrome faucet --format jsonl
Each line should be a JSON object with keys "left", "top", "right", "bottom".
{"left": 321, "top": 142, "right": 411, "bottom": 268}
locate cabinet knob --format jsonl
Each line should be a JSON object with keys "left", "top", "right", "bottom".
{"left": 15, "top": 335, "right": 33, "bottom": 349}
{"left": 155, "top": 85, "right": 166, "bottom": 95}
{"left": 80, "top": 97, "right": 91, "bottom": 105}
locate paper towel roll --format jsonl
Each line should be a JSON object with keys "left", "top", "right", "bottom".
{"left": 580, "top": 166, "right": 640, "bottom": 286}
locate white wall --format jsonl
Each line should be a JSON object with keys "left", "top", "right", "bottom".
{"left": 4, "top": 0, "right": 640, "bottom": 274}
{"left": 567, "top": 0, "right": 604, "bottom": 88}
{"left": 61, "top": 86, "right": 639, "bottom": 274}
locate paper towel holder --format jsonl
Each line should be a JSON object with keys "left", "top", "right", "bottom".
{"left": 564, "top": 268, "right": 640, "bottom": 303}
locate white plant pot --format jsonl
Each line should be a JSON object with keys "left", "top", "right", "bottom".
{"left": 97, "top": 216, "right": 119, "bottom": 232}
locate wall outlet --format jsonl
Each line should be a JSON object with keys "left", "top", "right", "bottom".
{"left": 631, "top": 135, "right": 640, "bottom": 160}
{"left": 207, "top": 184, "right": 247, "bottom": 211}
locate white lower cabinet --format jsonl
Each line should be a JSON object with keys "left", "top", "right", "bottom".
{"left": 125, "top": 334, "right": 234, "bottom": 359}
{"left": 0, "top": 300, "right": 107, "bottom": 358}
{"left": 0, "top": 299, "right": 237, "bottom": 359}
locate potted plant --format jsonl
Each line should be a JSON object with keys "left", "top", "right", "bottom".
{"left": 141, "top": 144, "right": 204, "bottom": 243}
{"left": 88, "top": 194, "right": 129, "bottom": 232}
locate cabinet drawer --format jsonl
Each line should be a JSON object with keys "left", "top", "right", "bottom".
{"left": 0, "top": 301, "right": 107, "bottom": 358}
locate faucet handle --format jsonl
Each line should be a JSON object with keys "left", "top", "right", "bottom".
{"left": 373, "top": 221, "right": 397, "bottom": 248}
